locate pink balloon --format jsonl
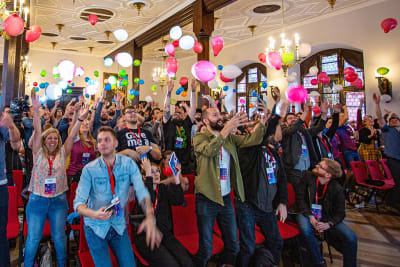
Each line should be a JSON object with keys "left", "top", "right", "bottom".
{"left": 211, "top": 36, "right": 224, "bottom": 57}
{"left": 266, "top": 52, "right": 282, "bottom": 70}
{"left": 4, "top": 14, "right": 24, "bottom": 36}
{"left": 239, "top": 98, "right": 245, "bottom": 104}
{"left": 381, "top": 18, "right": 397, "bottom": 33}
{"left": 88, "top": 14, "right": 98, "bottom": 25}
{"left": 192, "top": 61, "right": 217, "bottom": 82}
{"left": 311, "top": 79, "right": 319, "bottom": 86}
{"left": 25, "top": 25, "right": 42, "bottom": 42}
{"left": 318, "top": 72, "right": 330, "bottom": 84}
{"left": 220, "top": 72, "right": 233, "bottom": 83}
{"left": 286, "top": 85, "right": 309, "bottom": 104}
{"left": 344, "top": 67, "right": 355, "bottom": 75}
{"left": 345, "top": 72, "right": 358, "bottom": 83}
{"left": 351, "top": 78, "right": 363, "bottom": 89}
{"left": 179, "top": 77, "right": 188, "bottom": 86}
{"left": 165, "top": 43, "right": 175, "bottom": 57}
{"left": 258, "top": 53, "right": 266, "bottom": 63}
{"left": 165, "top": 57, "right": 178, "bottom": 77}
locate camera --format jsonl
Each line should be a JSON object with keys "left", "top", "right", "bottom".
{"left": 9, "top": 95, "right": 30, "bottom": 124}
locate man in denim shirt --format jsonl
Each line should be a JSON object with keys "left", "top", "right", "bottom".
{"left": 74, "top": 126, "right": 162, "bottom": 266}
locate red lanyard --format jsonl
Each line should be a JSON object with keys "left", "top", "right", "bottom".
{"left": 299, "top": 132, "right": 304, "bottom": 145}
{"left": 315, "top": 179, "right": 329, "bottom": 204}
{"left": 106, "top": 161, "right": 116, "bottom": 195}
{"left": 47, "top": 155, "right": 56, "bottom": 176}
{"left": 318, "top": 137, "right": 330, "bottom": 152}
{"left": 67, "top": 118, "right": 71, "bottom": 124}
{"left": 176, "top": 126, "right": 182, "bottom": 137}
{"left": 220, "top": 147, "right": 224, "bottom": 162}
{"left": 126, "top": 127, "right": 141, "bottom": 142}
{"left": 81, "top": 142, "right": 90, "bottom": 153}
{"left": 153, "top": 187, "right": 159, "bottom": 213}
{"left": 266, "top": 148, "right": 275, "bottom": 164}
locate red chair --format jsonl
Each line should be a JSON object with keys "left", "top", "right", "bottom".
{"left": 171, "top": 194, "right": 224, "bottom": 255}
{"left": 182, "top": 174, "right": 195, "bottom": 194}
{"left": 12, "top": 170, "right": 24, "bottom": 207}
{"left": 365, "top": 160, "right": 395, "bottom": 186}
{"left": 380, "top": 159, "right": 395, "bottom": 185}
{"left": 7, "top": 186, "right": 19, "bottom": 240}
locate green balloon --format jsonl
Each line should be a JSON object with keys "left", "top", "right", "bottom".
{"left": 40, "top": 70, "right": 47, "bottom": 77}
{"left": 151, "top": 85, "right": 157, "bottom": 91}
{"left": 94, "top": 70, "right": 99, "bottom": 77}
{"left": 118, "top": 69, "right": 126, "bottom": 78}
{"left": 67, "top": 89, "right": 72, "bottom": 94}
{"left": 134, "top": 59, "right": 141, "bottom": 66}
{"left": 54, "top": 74, "right": 59, "bottom": 79}
{"left": 173, "top": 77, "right": 176, "bottom": 80}
{"left": 134, "top": 77, "right": 139, "bottom": 83}
{"left": 128, "top": 94, "right": 135, "bottom": 100}
{"left": 121, "top": 79, "right": 129, "bottom": 87}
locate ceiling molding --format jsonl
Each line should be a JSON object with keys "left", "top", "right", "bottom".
{"left": 203, "top": 0, "right": 238, "bottom": 12}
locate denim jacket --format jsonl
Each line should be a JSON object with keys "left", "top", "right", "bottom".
{"left": 74, "top": 154, "right": 150, "bottom": 239}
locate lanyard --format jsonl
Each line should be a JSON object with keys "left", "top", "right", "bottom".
{"left": 318, "top": 137, "right": 330, "bottom": 153}
{"left": 334, "top": 133, "right": 339, "bottom": 142}
{"left": 47, "top": 155, "right": 56, "bottom": 176}
{"left": 266, "top": 148, "right": 275, "bottom": 164}
{"left": 106, "top": 161, "right": 116, "bottom": 195}
{"left": 81, "top": 142, "right": 90, "bottom": 153}
{"left": 67, "top": 118, "right": 71, "bottom": 124}
{"left": 176, "top": 126, "right": 182, "bottom": 137}
{"left": 153, "top": 187, "right": 159, "bottom": 213}
{"left": 126, "top": 127, "right": 141, "bottom": 142}
{"left": 299, "top": 132, "right": 304, "bottom": 145}
{"left": 315, "top": 179, "right": 329, "bottom": 204}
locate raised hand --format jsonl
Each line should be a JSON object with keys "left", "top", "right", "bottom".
{"left": 31, "top": 94, "right": 41, "bottom": 110}
{"left": 79, "top": 104, "right": 89, "bottom": 120}
{"left": 74, "top": 101, "right": 82, "bottom": 113}
{"left": 320, "top": 101, "right": 329, "bottom": 114}
{"left": 333, "top": 103, "right": 342, "bottom": 113}
{"left": 0, "top": 111, "right": 14, "bottom": 128}
{"left": 114, "top": 92, "right": 122, "bottom": 103}
{"left": 167, "top": 80, "right": 174, "bottom": 93}
{"left": 372, "top": 93, "right": 380, "bottom": 104}
{"left": 191, "top": 79, "right": 197, "bottom": 92}
{"left": 141, "top": 158, "right": 152, "bottom": 176}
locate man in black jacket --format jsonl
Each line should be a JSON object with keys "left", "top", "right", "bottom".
{"left": 281, "top": 100, "right": 328, "bottom": 192}
{"left": 237, "top": 108, "right": 288, "bottom": 266}
{"left": 296, "top": 159, "right": 357, "bottom": 267}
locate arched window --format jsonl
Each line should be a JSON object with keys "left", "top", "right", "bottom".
{"left": 300, "top": 48, "right": 365, "bottom": 121}
{"left": 235, "top": 63, "right": 267, "bottom": 117}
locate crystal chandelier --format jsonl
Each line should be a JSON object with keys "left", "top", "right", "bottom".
{"left": 152, "top": 55, "right": 168, "bottom": 88}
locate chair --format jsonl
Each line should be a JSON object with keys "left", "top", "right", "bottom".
{"left": 7, "top": 186, "right": 19, "bottom": 240}
{"left": 182, "top": 174, "right": 195, "bottom": 194}
{"left": 12, "top": 170, "right": 24, "bottom": 208}
{"left": 380, "top": 159, "right": 395, "bottom": 186}
{"left": 171, "top": 194, "right": 224, "bottom": 256}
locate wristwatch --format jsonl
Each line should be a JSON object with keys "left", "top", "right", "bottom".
{"left": 149, "top": 146, "right": 153, "bottom": 151}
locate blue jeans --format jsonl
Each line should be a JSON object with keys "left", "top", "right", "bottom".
{"left": 24, "top": 193, "right": 68, "bottom": 267}
{"left": 342, "top": 150, "right": 360, "bottom": 169}
{"left": 194, "top": 193, "right": 239, "bottom": 267}
{"left": 235, "top": 200, "right": 282, "bottom": 266}
{"left": 84, "top": 226, "right": 135, "bottom": 267}
{"left": 297, "top": 214, "right": 357, "bottom": 267}
{"left": 0, "top": 185, "right": 10, "bottom": 267}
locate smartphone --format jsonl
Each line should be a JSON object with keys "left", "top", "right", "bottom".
{"left": 104, "top": 202, "right": 117, "bottom": 213}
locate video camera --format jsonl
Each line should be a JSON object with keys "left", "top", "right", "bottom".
{"left": 9, "top": 95, "right": 30, "bottom": 124}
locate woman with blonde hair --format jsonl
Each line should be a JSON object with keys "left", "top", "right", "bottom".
{"left": 24, "top": 95, "right": 89, "bottom": 267}
{"left": 358, "top": 115, "right": 382, "bottom": 161}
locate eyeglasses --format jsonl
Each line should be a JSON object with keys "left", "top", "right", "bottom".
{"left": 151, "top": 169, "right": 160, "bottom": 174}
{"left": 125, "top": 110, "right": 137, "bottom": 114}
{"left": 316, "top": 163, "right": 329, "bottom": 172}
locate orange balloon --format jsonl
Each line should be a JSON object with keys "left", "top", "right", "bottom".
{"left": 181, "top": 91, "right": 187, "bottom": 97}
{"left": 249, "top": 103, "right": 254, "bottom": 108}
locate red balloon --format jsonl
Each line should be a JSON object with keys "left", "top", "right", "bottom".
{"left": 165, "top": 57, "right": 178, "bottom": 75}
{"left": 179, "top": 77, "right": 188, "bottom": 86}
{"left": 345, "top": 72, "right": 358, "bottom": 83}
{"left": 25, "top": 25, "right": 42, "bottom": 42}
{"left": 172, "top": 40, "right": 180, "bottom": 47}
{"left": 33, "top": 82, "right": 38, "bottom": 86}
{"left": 258, "top": 53, "right": 266, "bottom": 63}
{"left": 381, "top": 18, "right": 397, "bottom": 33}
{"left": 220, "top": 72, "right": 233, "bottom": 83}
{"left": 351, "top": 78, "right": 363, "bottom": 89}
{"left": 211, "top": 36, "right": 224, "bottom": 57}
{"left": 311, "top": 79, "right": 319, "bottom": 86}
{"left": 312, "top": 106, "right": 321, "bottom": 115}
{"left": 4, "top": 14, "right": 24, "bottom": 36}
{"left": 344, "top": 67, "right": 355, "bottom": 75}
{"left": 88, "top": 14, "right": 98, "bottom": 26}
{"left": 318, "top": 72, "right": 330, "bottom": 84}
{"left": 193, "top": 41, "right": 203, "bottom": 54}
{"left": 162, "top": 166, "right": 173, "bottom": 177}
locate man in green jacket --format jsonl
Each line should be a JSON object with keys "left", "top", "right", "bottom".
{"left": 193, "top": 107, "right": 267, "bottom": 267}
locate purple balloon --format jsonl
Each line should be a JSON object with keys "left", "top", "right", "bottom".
{"left": 192, "top": 60, "right": 217, "bottom": 82}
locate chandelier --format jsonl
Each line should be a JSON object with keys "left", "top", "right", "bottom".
{"left": 152, "top": 55, "right": 168, "bottom": 88}
{"left": 266, "top": 0, "right": 311, "bottom": 76}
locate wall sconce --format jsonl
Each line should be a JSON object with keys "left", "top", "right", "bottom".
{"left": 375, "top": 67, "right": 392, "bottom": 102}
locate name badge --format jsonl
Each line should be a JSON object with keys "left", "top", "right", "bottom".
{"left": 175, "top": 137, "right": 184, "bottom": 149}
{"left": 301, "top": 144, "right": 308, "bottom": 156}
{"left": 44, "top": 178, "right": 56, "bottom": 194}
{"left": 327, "top": 152, "right": 333, "bottom": 160}
{"left": 311, "top": 204, "right": 322, "bottom": 220}
{"left": 112, "top": 196, "right": 122, "bottom": 217}
{"left": 82, "top": 153, "right": 90, "bottom": 165}
{"left": 267, "top": 167, "right": 277, "bottom": 184}
{"left": 220, "top": 168, "right": 228, "bottom": 181}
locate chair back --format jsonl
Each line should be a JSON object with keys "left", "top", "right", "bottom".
{"left": 12, "top": 170, "right": 23, "bottom": 207}
{"left": 287, "top": 183, "right": 296, "bottom": 209}
{"left": 171, "top": 194, "right": 197, "bottom": 237}
{"left": 365, "top": 160, "right": 385, "bottom": 181}
{"left": 350, "top": 161, "right": 369, "bottom": 184}
{"left": 7, "top": 186, "right": 19, "bottom": 239}
{"left": 380, "top": 159, "right": 394, "bottom": 180}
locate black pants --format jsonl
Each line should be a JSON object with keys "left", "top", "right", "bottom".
{"left": 0, "top": 184, "right": 10, "bottom": 267}
{"left": 135, "top": 232, "right": 194, "bottom": 267}
{"left": 386, "top": 157, "right": 400, "bottom": 208}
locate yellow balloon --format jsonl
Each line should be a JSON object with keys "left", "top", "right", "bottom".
{"left": 281, "top": 51, "right": 295, "bottom": 64}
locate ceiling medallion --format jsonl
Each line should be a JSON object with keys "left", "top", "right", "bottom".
{"left": 248, "top": 25, "right": 257, "bottom": 36}
{"left": 327, "top": 0, "right": 336, "bottom": 9}
{"left": 133, "top": 2, "right": 145, "bottom": 15}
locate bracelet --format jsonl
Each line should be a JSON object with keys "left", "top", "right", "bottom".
{"left": 78, "top": 118, "right": 83, "bottom": 122}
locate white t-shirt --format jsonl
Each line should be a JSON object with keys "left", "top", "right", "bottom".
{"left": 219, "top": 146, "right": 231, "bottom": 196}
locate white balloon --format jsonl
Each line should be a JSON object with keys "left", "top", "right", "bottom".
{"left": 309, "top": 91, "right": 320, "bottom": 97}
{"left": 145, "top": 96, "right": 153, "bottom": 103}
{"left": 299, "top": 43, "right": 312, "bottom": 58}
{"left": 46, "top": 84, "right": 62, "bottom": 100}
{"left": 75, "top": 66, "right": 84, "bottom": 77}
{"left": 115, "top": 52, "right": 133, "bottom": 68}
{"left": 58, "top": 80, "right": 69, "bottom": 90}
{"left": 58, "top": 60, "right": 75, "bottom": 82}
{"left": 381, "top": 94, "right": 392, "bottom": 103}
{"left": 52, "top": 66, "right": 59, "bottom": 75}
{"left": 85, "top": 80, "right": 99, "bottom": 95}
{"left": 113, "top": 29, "right": 128, "bottom": 42}
{"left": 287, "top": 75, "right": 296, "bottom": 83}
{"left": 179, "top": 35, "right": 195, "bottom": 50}
{"left": 170, "top": 26, "right": 182, "bottom": 40}
{"left": 222, "top": 65, "right": 242, "bottom": 79}
{"left": 208, "top": 79, "right": 219, "bottom": 89}
{"left": 104, "top": 57, "right": 113, "bottom": 67}
{"left": 108, "top": 76, "right": 117, "bottom": 85}
{"left": 309, "top": 66, "right": 319, "bottom": 76}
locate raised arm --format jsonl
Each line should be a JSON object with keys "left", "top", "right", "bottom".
{"left": 373, "top": 93, "right": 386, "bottom": 128}
{"left": 187, "top": 79, "right": 197, "bottom": 122}
{"left": 64, "top": 104, "right": 89, "bottom": 157}
{"left": 0, "top": 112, "right": 21, "bottom": 151}
{"left": 163, "top": 80, "right": 174, "bottom": 123}
{"left": 31, "top": 95, "right": 43, "bottom": 154}
{"left": 49, "top": 100, "right": 60, "bottom": 123}
{"left": 339, "top": 105, "right": 348, "bottom": 127}
{"left": 356, "top": 98, "right": 364, "bottom": 131}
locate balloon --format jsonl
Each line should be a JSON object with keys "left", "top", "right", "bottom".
{"left": 58, "top": 80, "right": 69, "bottom": 90}
{"left": 134, "top": 59, "right": 141, "bottom": 66}
{"left": 108, "top": 75, "right": 117, "bottom": 85}
{"left": 179, "top": 77, "right": 188, "bottom": 86}
{"left": 128, "top": 94, "right": 135, "bottom": 101}
{"left": 218, "top": 65, "right": 223, "bottom": 71}
{"left": 40, "top": 70, "right": 47, "bottom": 77}
{"left": 262, "top": 82, "right": 267, "bottom": 88}
{"left": 115, "top": 52, "right": 133, "bottom": 68}
{"left": 222, "top": 64, "right": 242, "bottom": 79}
{"left": 129, "top": 89, "right": 135, "bottom": 95}
{"left": 309, "top": 91, "right": 321, "bottom": 97}
{"left": 93, "top": 70, "right": 99, "bottom": 77}
{"left": 104, "top": 84, "right": 111, "bottom": 91}
{"left": 165, "top": 57, "right": 178, "bottom": 77}
{"left": 181, "top": 91, "right": 187, "bottom": 97}
{"left": 145, "top": 96, "right": 153, "bottom": 103}
{"left": 312, "top": 106, "right": 321, "bottom": 115}
{"left": 134, "top": 77, "right": 140, "bottom": 83}
{"left": 239, "top": 98, "right": 245, "bottom": 104}
{"left": 299, "top": 43, "right": 312, "bottom": 58}
{"left": 34, "top": 87, "right": 39, "bottom": 92}
{"left": 88, "top": 14, "right": 98, "bottom": 25}
{"left": 151, "top": 85, "right": 157, "bottom": 91}
{"left": 75, "top": 66, "right": 84, "bottom": 77}
{"left": 46, "top": 84, "right": 63, "bottom": 100}
{"left": 45, "top": 82, "right": 49, "bottom": 87}
{"left": 84, "top": 77, "right": 90, "bottom": 82}
{"left": 232, "top": 89, "right": 237, "bottom": 93}
{"left": 350, "top": 78, "right": 363, "bottom": 89}
{"left": 134, "top": 90, "right": 140, "bottom": 96}
{"left": 208, "top": 79, "right": 219, "bottom": 89}
{"left": 121, "top": 79, "right": 129, "bottom": 87}
{"left": 33, "top": 82, "right": 38, "bottom": 86}
{"left": 191, "top": 61, "right": 217, "bottom": 82}
{"left": 170, "top": 26, "right": 183, "bottom": 40}
{"left": 118, "top": 69, "right": 126, "bottom": 78}
{"left": 193, "top": 41, "right": 203, "bottom": 54}
{"left": 344, "top": 67, "right": 355, "bottom": 75}
{"left": 39, "top": 83, "right": 45, "bottom": 89}
{"left": 138, "top": 79, "right": 144, "bottom": 85}
{"left": 85, "top": 80, "right": 100, "bottom": 95}
{"left": 249, "top": 103, "right": 254, "bottom": 108}
{"left": 165, "top": 43, "right": 175, "bottom": 57}
{"left": 309, "top": 66, "right": 319, "bottom": 76}
{"left": 58, "top": 60, "right": 75, "bottom": 81}
{"left": 223, "top": 86, "right": 229, "bottom": 91}
{"left": 266, "top": 52, "right": 282, "bottom": 70}
{"left": 286, "top": 85, "right": 308, "bottom": 103}
{"left": 381, "top": 18, "right": 397, "bottom": 33}
{"left": 345, "top": 72, "right": 358, "bottom": 83}
{"left": 258, "top": 53, "right": 266, "bottom": 63}
{"left": 381, "top": 94, "right": 392, "bottom": 103}
{"left": 281, "top": 51, "right": 295, "bottom": 64}
{"left": 25, "top": 25, "right": 42, "bottom": 42}
{"left": 104, "top": 57, "right": 113, "bottom": 67}
{"left": 318, "top": 73, "right": 330, "bottom": 84}
{"left": 211, "top": 36, "right": 224, "bottom": 56}
{"left": 252, "top": 91, "right": 258, "bottom": 97}
{"left": 85, "top": 94, "right": 90, "bottom": 98}
{"left": 179, "top": 35, "right": 195, "bottom": 50}
{"left": 3, "top": 14, "right": 24, "bottom": 36}
{"left": 172, "top": 40, "right": 180, "bottom": 48}
{"left": 376, "top": 67, "right": 389, "bottom": 76}
{"left": 311, "top": 79, "right": 319, "bottom": 86}
{"left": 67, "top": 88, "right": 72, "bottom": 94}
{"left": 220, "top": 72, "right": 233, "bottom": 83}
{"left": 113, "top": 29, "right": 128, "bottom": 42}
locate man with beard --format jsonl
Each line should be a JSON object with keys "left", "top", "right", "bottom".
{"left": 296, "top": 159, "right": 357, "bottom": 267}
{"left": 193, "top": 107, "right": 267, "bottom": 267}
{"left": 163, "top": 80, "right": 196, "bottom": 174}
{"left": 57, "top": 98, "right": 77, "bottom": 143}
{"left": 117, "top": 106, "right": 161, "bottom": 163}
{"left": 93, "top": 91, "right": 122, "bottom": 138}
{"left": 143, "top": 107, "right": 163, "bottom": 147}
{"left": 191, "top": 108, "right": 203, "bottom": 140}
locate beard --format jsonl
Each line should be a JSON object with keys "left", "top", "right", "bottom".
{"left": 108, "top": 110, "right": 116, "bottom": 116}
{"left": 172, "top": 117, "right": 183, "bottom": 125}
{"left": 100, "top": 115, "right": 108, "bottom": 121}
{"left": 195, "top": 117, "right": 201, "bottom": 122}
{"left": 209, "top": 119, "right": 224, "bottom": 131}
{"left": 312, "top": 168, "right": 325, "bottom": 177}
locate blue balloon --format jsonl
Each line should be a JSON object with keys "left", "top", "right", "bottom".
{"left": 138, "top": 79, "right": 144, "bottom": 85}
{"left": 176, "top": 89, "right": 181, "bottom": 95}
{"left": 34, "top": 87, "right": 39, "bottom": 92}
{"left": 71, "top": 83, "right": 75, "bottom": 86}
{"left": 84, "top": 77, "right": 90, "bottom": 82}
{"left": 85, "top": 94, "right": 89, "bottom": 98}
{"left": 232, "top": 89, "right": 237, "bottom": 93}
{"left": 112, "top": 99, "right": 116, "bottom": 103}
{"left": 44, "top": 82, "right": 49, "bottom": 87}
{"left": 39, "top": 83, "right": 45, "bottom": 89}
{"left": 134, "top": 90, "right": 140, "bottom": 96}
{"left": 104, "top": 84, "right": 111, "bottom": 91}
{"left": 119, "top": 81, "right": 123, "bottom": 86}
{"left": 124, "top": 76, "right": 128, "bottom": 80}
{"left": 218, "top": 65, "right": 223, "bottom": 70}
{"left": 262, "top": 82, "right": 267, "bottom": 88}
{"left": 252, "top": 91, "right": 258, "bottom": 97}
{"left": 223, "top": 86, "right": 229, "bottom": 91}
{"left": 129, "top": 89, "right": 135, "bottom": 95}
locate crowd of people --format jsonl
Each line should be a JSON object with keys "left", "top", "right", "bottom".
{"left": 0, "top": 79, "right": 399, "bottom": 267}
